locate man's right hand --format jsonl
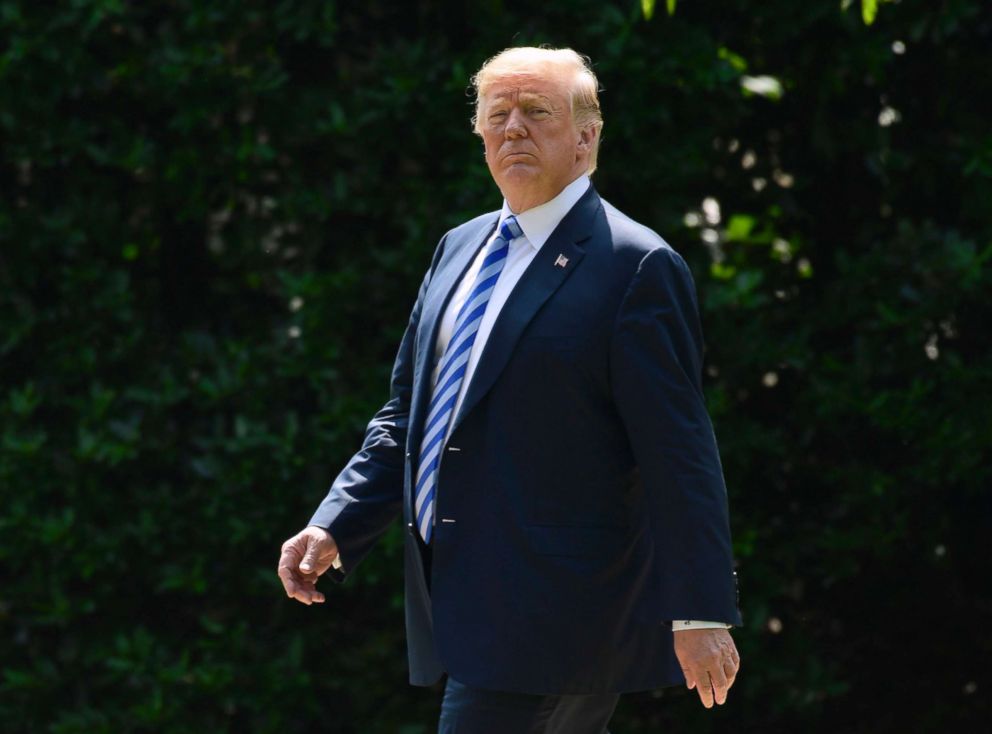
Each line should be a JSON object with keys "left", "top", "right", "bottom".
{"left": 277, "top": 526, "right": 339, "bottom": 605}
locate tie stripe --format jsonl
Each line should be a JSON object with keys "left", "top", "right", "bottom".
{"left": 414, "top": 215, "right": 522, "bottom": 543}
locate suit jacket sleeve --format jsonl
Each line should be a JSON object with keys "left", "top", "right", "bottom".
{"left": 307, "top": 235, "right": 447, "bottom": 583}
{"left": 610, "top": 246, "right": 742, "bottom": 626}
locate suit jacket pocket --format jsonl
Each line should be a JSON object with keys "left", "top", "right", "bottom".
{"left": 525, "top": 524, "right": 629, "bottom": 558}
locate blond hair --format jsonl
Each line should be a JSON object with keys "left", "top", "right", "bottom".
{"left": 470, "top": 46, "right": 604, "bottom": 175}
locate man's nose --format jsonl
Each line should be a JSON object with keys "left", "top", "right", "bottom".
{"left": 504, "top": 108, "right": 527, "bottom": 138}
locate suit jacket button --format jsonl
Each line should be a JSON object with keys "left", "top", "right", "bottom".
{"left": 407, "top": 522, "right": 414, "bottom": 535}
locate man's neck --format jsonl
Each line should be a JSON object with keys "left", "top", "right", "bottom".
{"left": 499, "top": 175, "right": 591, "bottom": 250}
{"left": 504, "top": 173, "right": 589, "bottom": 214}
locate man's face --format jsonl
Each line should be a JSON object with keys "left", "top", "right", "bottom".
{"left": 479, "top": 70, "right": 592, "bottom": 212}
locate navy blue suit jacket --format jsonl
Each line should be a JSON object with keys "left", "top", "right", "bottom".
{"left": 309, "top": 184, "right": 742, "bottom": 695}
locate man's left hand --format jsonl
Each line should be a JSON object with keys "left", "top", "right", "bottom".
{"left": 673, "top": 627, "right": 740, "bottom": 708}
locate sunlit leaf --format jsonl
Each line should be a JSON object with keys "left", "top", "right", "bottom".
{"left": 718, "top": 47, "right": 748, "bottom": 73}
{"left": 725, "top": 215, "right": 756, "bottom": 241}
{"left": 862, "top": 0, "right": 878, "bottom": 24}
{"left": 710, "top": 262, "right": 737, "bottom": 280}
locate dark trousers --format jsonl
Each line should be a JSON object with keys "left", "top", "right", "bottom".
{"left": 417, "top": 535, "right": 620, "bottom": 734}
{"left": 438, "top": 675, "right": 618, "bottom": 734}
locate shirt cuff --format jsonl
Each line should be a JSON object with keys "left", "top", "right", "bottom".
{"left": 671, "top": 620, "right": 733, "bottom": 631}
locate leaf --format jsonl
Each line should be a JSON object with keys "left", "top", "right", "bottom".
{"left": 725, "top": 215, "right": 756, "bottom": 242}
{"left": 9, "top": 381, "right": 40, "bottom": 416}
{"left": 718, "top": 47, "right": 748, "bottom": 73}
{"left": 862, "top": 0, "right": 878, "bottom": 25}
{"left": 710, "top": 262, "right": 737, "bottom": 280}
{"left": 640, "top": 0, "right": 674, "bottom": 19}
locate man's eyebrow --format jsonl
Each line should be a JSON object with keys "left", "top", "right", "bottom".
{"left": 488, "top": 91, "right": 554, "bottom": 103}
{"left": 520, "top": 94, "right": 554, "bottom": 105}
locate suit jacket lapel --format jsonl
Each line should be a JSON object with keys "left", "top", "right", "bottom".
{"left": 408, "top": 213, "right": 498, "bottom": 458}
{"left": 448, "top": 185, "right": 601, "bottom": 436}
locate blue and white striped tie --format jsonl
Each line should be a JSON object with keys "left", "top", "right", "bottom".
{"left": 414, "top": 215, "right": 523, "bottom": 543}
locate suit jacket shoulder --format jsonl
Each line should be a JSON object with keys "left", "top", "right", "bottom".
{"left": 439, "top": 209, "right": 500, "bottom": 254}
{"left": 599, "top": 198, "right": 688, "bottom": 271}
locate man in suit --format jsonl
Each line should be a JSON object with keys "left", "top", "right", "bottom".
{"left": 278, "top": 46, "right": 742, "bottom": 733}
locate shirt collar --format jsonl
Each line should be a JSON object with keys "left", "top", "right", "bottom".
{"left": 496, "top": 174, "right": 591, "bottom": 251}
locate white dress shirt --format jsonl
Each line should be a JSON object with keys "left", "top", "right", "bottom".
{"left": 429, "top": 174, "right": 592, "bottom": 428}
{"left": 428, "top": 173, "right": 731, "bottom": 632}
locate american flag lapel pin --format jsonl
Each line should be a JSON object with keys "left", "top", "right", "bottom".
{"left": 554, "top": 253, "right": 569, "bottom": 268}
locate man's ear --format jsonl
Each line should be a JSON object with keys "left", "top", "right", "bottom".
{"left": 576, "top": 124, "right": 598, "bottom": 154}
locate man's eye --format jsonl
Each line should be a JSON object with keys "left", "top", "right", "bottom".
{"left": 531, "top": 108, "right": 549, "bottom": 116}
{"left": 489, "top": 111, "right": 508, "bottom": 120}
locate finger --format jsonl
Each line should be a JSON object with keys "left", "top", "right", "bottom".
{"left": 277, "top": 563, "right": 300, "bottom": 598}
{"left": 280, "top": 539, "right": 303, "bottom": 565}
{"left": 722, "top": 659, "right": 737, "bottom": 688}
{"left": 709, "top": 666, "right": 730, "bottom": 705}
{"left": 727, "top": 647, "right": 741, "bottom": 683}
{"left": 696, "top": 672, "right": 715, "bottom": 708}
{"left": 281, "top": 571, "right": 309, "bottom": 604}
{"left": 291, "top": 582, "right": 314, "bottom": 605}
{"left": 681, "top": 668, "right": 696, "bottom": 690}
{"left": 299, "top": 568, "right": 320, "bottom": 584}
{"left": 278, "top": 562, "right": 319, "bottom": 605}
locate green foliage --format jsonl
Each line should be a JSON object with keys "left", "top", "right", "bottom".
{"left": 641, "top": 0, "right": 678, "bottom": 19}
{"left": 863, "top": 0, "right": 879, "bottom": 24}
{"left": 860, "top": 0, "right": 899, "bottom": 25}
{"left": 1, "top": 0, "right": 990, "bottom": 732}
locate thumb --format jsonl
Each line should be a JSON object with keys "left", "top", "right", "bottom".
{"left": 299, "top": 537, "right": 319, "bottom": 572}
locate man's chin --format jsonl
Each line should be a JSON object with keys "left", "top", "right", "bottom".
{"left": 499, "top": 163, "right": 539, "bottom": 183}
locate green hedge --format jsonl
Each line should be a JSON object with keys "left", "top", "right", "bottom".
{"left": 1, "top": 1, "right": 990, "bottom": 731}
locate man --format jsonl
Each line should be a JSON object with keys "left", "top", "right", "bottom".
{"left": 278, "top": 46, "right": 742, "bottom": 733}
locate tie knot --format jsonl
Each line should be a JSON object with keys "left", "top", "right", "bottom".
{"left": 499, "top": 215, "right": 523, "bottom": 243}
